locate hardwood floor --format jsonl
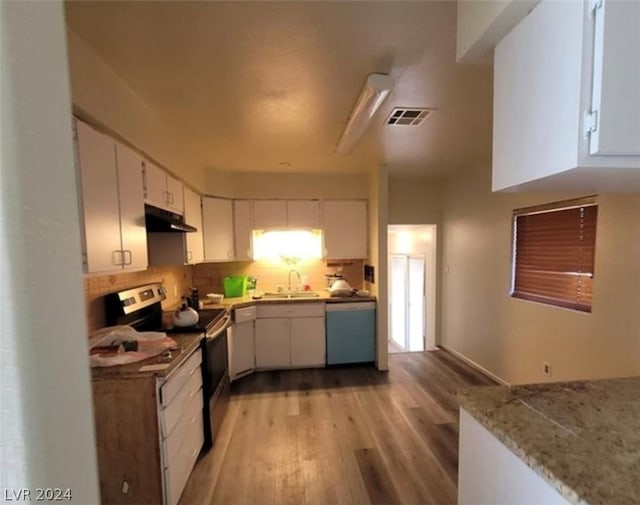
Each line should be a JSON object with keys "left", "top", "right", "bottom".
{"left": 179, "top": 349, "right": 496, "bottom": 505}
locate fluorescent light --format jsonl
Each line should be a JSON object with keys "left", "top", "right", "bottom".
{"left": 252, "top": 229, "right": 323, "bottom": 262}
{"left": 336, "top": 73, "right": 394, "bottom": 155}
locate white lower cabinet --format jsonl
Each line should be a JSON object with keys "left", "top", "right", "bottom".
{"left": 158, "top": 349, "right": 204, "bottom": 505}
{"left": 255, "top": 318, "right": 290, "bottom": 368}
{"left": 290, "top": 317, "right": 325, "bottom": 367}
{"left": 255, "top": 303, "right": 326, "bottom": 369}
{"left": 91, "top": 346, "right": 203, "bottom": 505}
{"left": 228, "top": 306, "right": 257, "bottom": 380}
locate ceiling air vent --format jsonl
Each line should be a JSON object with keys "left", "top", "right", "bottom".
{"left": 385, "top": 107, "right": 434, "bottom": 126}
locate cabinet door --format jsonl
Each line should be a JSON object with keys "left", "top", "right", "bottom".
{"left": 75, "top": 119, "right": 123, "bottom": 273}
{"left": 290, "top": 317, "right": 326, "bottom": 367}
{"left": 255, "top": 318, "right": 290, "bottom": 368}
{"left": 143, "top": 160, "right": 168, "bottom": 210}
{"left": 229, "top": 321, "right": 255, "bottom": 380}
{"left": 322, "top": 200, "right": 368, "bottom": 259}
{"left": 114, "top": 142, "right": 148, "bottom": 271}
{"left": 202, "top": 197, "right": 234, "bottom": 261}
{"left": 183, "top": 187, "right": 204, "bottom": 264}
{"left": 287, "top": 200, "right": 320, "bottom": 228}
{"left": 589, "top": 0, "right": 640, "bottom": 155}
{"left": 166, "top": 173, "right": 184, "bottom": 215}
{"left": 253, "top": 200, "right": 287, "bottom": 229}
{"left": 233, "top": 200, "right": 253, "bottom": 260}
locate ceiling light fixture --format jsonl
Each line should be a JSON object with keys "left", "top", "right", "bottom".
{"left": 336, "top": 73, "right": 394, "bottom": 155}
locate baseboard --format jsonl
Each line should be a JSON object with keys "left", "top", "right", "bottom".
{"left": 440, "top": 345, "right": 510, "bottom": 386}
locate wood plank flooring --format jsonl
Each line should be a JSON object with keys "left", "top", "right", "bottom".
{"left": 179, "top": 349, "right": 496, "bottom": 505}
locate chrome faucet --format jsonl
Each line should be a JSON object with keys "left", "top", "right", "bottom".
{"left": 288, "top": 269, "right": 302, "bottom": 291}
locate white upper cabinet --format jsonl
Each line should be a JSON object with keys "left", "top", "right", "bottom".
{"left": 322, "top": 200, "right": 368, "bottom": 259}
{"left": 202, "top": 197, "right": 234, "bottom": 261}
{"left": 183, "top": 187, "right": 204, "bottom": 264}
{"left": 233, "top": 200, "right": 253, "bottom": 260}
{"left": 287, "top": 200, "right": 321, "bottom": 228}
{"left": 166, "top": 173, "right": 184, "bottom": 214}
{"left": 252, "top": 200, "right": 321, "bottom": 229}
{"left": 253, "top": 200, "right": 287, "bottom": 228}
{"left": 492, "top": 0, "right": 640, "bottom": 192}
{"left": 143, "top": 160, "right": 184, "bottom": 214}
{"left": 114, "top": 142, "right": 149, "bottom": 272}
{"left": 74, "top": 119, "right": 147, "bottom": 273}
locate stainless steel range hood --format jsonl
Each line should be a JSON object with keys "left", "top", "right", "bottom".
{"left": 144, "top": 204, "right": 197, "bottom": 233}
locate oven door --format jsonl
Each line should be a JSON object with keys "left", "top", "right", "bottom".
{"left": 200, "top": 312, "right": 231, "bottom": 448}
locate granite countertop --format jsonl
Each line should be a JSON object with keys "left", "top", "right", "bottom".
{"left": 91, "top": 332, "right": 203, "bottom": 380}
{"left": 202, "top": 291, "right": 376, "bottom": 310}
{"left": 457, "top": 377, "right": 640, "bottom": 505}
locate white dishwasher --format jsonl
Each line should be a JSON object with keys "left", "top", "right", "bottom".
{"left": 326, "top": 302, "right": 376, "bottom": 365}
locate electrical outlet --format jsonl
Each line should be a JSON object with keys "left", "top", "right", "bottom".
{"left": 543, "top": 361, "right": 552, "bottom": 377}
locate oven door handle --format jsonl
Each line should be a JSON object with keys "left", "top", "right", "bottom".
{"left": 206, "top": 313, "right": 231, "bottom": 339}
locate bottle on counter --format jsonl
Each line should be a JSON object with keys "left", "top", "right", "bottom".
{"left": 190, "top": 287, "right": 200, "bottom": 310}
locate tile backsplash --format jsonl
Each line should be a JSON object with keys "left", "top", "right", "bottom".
{"left": 84, "top": 260, "right": 363, "bottom": 334}
{"left": 193, "top": 259, "right": 363, "bottom": 296}
{"left": 84, "top": 265, "right": 193, "bottom": 334}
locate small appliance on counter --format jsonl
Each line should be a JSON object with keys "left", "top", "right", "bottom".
{"left": 329, "top": 278, "right": 355, "bottom": 297}
{"left": 324, "top": 272, "right": 344, "bottom": 290}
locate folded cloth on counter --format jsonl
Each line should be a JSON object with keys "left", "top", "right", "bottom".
{"left": 88, "top": 325, "right": 177, "bottom": 368}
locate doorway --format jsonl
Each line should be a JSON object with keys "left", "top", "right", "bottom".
{"left": 387, "top": 225, "right": 437, "bottom": 353}
{"left": 390, "top": 254, "right": 425, "bottom": 352}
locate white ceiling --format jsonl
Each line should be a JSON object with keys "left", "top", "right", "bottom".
{"left": 65, "top": 1, "right": 493, "bottom": 177}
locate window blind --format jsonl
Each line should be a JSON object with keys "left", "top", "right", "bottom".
{"left": 512, "top": 198, "right": 598, "bottom": 313}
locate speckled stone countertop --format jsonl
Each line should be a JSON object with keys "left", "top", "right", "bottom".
{"left": 457, "top": 377, "right": 640, "bottom": 505}
{"left": 202, "top": 291, "right": 376, "bottom": 310}
{"left": 91, "top": 333, "right": 203, "bottom": 380}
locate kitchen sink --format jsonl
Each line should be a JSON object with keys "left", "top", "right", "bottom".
{"left": 262, "top": 291, "right": 321, "bottom": 299}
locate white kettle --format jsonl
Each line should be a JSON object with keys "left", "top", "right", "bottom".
{"left": 172, "top": 303, "right": 199, "bottom": 327}
{"left": 330, "top": 279, "right": 353, "bottom": 297}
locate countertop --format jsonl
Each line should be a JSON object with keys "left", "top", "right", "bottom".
{"left": 457, "top": 377, "right": 640, "bottom": 505}
{"left": 91, "top": 332, "right": 203, "bottom": 380}
{"left": 203, "top": 291, "right": 376, "bottom": 310}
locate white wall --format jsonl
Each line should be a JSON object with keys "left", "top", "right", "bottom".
{"left": 66, "top": 29, "right": 206, "bottom": 192}
{"left": 206, "top": 169, "right": 369, "bottom": 200}
{"left": 440, "top": 166, "right": 640, "bottom": 384}
{"left": 0, "top": 2, "right": 99, "bottom": 501}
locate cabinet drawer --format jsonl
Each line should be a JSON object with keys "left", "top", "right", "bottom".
{"left": 256, "top": 303, "right": 325, "bottom": 319}
{"left": 163, "top": 411, "right": 204, "bottom": 505}
{"left": 162, "top": 385, "right": 203, "bottom": 467}
{"left": 160, "top": 348, "right": 202, "bottom": 408}
{"left": 234, "top": 305, "right": 256, "bottom": 323}
{"left": 160, "top": 368, "right": 202, "bottom": 438}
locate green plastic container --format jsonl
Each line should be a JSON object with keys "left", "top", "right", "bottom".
{"left": 223, "top": 276, "right": 247, "bottom": 298}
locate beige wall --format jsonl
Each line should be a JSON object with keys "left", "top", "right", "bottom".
{"left": 66, "top": 29, "right": 206, "bottom": 192}
{"left": 388, "top": 176, "right": 442, "bottom": 225}
{"left": 368, "top": 166, "right": 389, "bottom": 371}
{"left": 440, "top": 166, "right": 640, "bottom": 384}
{"left": 206, "top": 169, "right": 369, "bottom": 199}
{"left": 456, "top": 0, "right": 539, "bottom": 63}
